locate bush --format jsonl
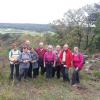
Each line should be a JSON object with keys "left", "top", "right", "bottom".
{"left": 93, "top": 71, "right": 100, "bottom": 79}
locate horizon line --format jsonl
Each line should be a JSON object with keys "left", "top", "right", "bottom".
{"left": 0, "top": 22, "right": 50, "bottom": 25}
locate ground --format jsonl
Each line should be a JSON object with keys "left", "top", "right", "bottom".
{"left": 0, "top": 75, "right": 100, "bottom": 100}
{"left": 0, "top": 50, "right": 100, "bottom": 100}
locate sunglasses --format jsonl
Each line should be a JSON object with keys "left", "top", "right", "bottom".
{"left": 23, "top": 47, "right": 28, "bottom": 49}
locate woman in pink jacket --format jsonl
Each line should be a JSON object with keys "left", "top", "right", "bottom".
{"left": 44, "top": 45, "right": 56, "bottom": 79}
{"left": 72, "top": 47, "right": 84, "bottom": 86}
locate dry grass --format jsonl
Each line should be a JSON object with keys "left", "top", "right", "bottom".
{"left": 0, "top": 48, "right": 100, "bottom": 100}
{"left": 0, "top": 72, "right": 100, "bottom": 100}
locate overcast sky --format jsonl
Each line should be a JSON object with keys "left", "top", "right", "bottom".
{"left": 0, "top": 0, "right": 99, "bottom": 24}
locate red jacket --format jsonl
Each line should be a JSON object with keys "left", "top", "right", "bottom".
{"left": 60, "top": 49, "right": 72, "bottom": 68}
{"left": 36, "top": 48, "right": 47, "bottom": 59}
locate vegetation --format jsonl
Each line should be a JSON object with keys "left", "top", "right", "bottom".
{"left": 0, "top": 4, "right": 100, "bottom": 54}
{"left": 0, "top": 33, "right": 100, "bottom": 100}
{"left": 0, "top": 3, "right": 100, "bottom": 100}
{"left": 51, "top": 4, "right": 100, "bottom": 53}
{"left": 0, "top": 64, "right": 100, "bottom": 100}
{"left": 0, "top": 23, "right": 53, "bottom": 32}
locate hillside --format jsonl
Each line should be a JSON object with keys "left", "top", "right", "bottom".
{"left": 0, "top": 33, "right": 100, "bottom": 100}
{"left": 0, "top": 55, "right": 100, "bottom": 100}
{"left": 0, "top": 23, "right": 53, "bottom": 32}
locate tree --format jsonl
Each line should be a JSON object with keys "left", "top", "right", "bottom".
{"left": 82, "top": 5, "right": 97, "bottom": 49}
{"left": 52, "top": 4, "right": 100, "bottom": 52}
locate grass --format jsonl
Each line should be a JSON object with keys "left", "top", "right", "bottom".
{"left": 0, "top": 49, "right": 100, "bottom": 100}
{"left": 0, "top": 49, "right": 8, "bottom": 57}
{"left": 0, "top": 73, "right": 100, "bottom": 100}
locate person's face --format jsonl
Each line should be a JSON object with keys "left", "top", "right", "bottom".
{"left": 13, "top": 45, "right": 17, "bottom": 50}
{"left": 25, "top": 41, "right": 30, "bottom": 46}
{"left": 63, "top": 46, "right": 68, "bottom": 51}
{"left": 56, "top": 47, "right": 60, "bottom": 51}
{"left": 31, "top": 48, "right": 34, "bottom": 52}
{"left": 39, "top": 43, "right": 44, "bottom": 48}
{"left": 39, "top": 44, "right": 43, "bottom": 48}
{"left": 48, "top": 47, "right": 53, "bottom": 52}
{"left": 23, "top": 47, "right": 28, "bottom": 53}
{"left": 40, "top": 44, "right": 43, "bottom": 48}
{"left": 74, "top": 47, "right": 78, "bottom": 53}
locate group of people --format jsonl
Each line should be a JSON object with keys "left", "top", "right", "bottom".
{"left": 9, "top": 40, "right": 84, "bottom": 86}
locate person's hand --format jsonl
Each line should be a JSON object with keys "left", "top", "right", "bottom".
{"left": 23, "top": 60, "right": 28, "bottom": 64}
{"left": 44, "top": 64, "right": 46, "bottom": 68}
{"left": 13, "top": 60, "right": 17, "bottom": 63}
{"left": 31, "top": 61, "right": 34, "bottom": 64}
{"left": 61, "top": 62, "right": 64, "bottom": 65}
{"left": 64, "top": 65, "right": 67, "bottom": 67}
{"left": 53, "top": 64, "right": 55, "bottom": 67}
{"left": 26, "top": 60, "right": 29, "bottom": 63}
{"left": 75, "top": 67, "right": 79, "bottom": 71}
{"left": 10, "top": 58, "right": 14, "bottom": 62}
{"left": 23, "top": 61, "right": 26, "bottom": 63}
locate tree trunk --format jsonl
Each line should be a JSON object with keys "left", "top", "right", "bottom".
{"left": 78, "top": 35, "right": 82, "bottom": 49}
{"left": 88, "top": 35, "right": 96, "bottom": 47}
{"left": 77, "top": 27, "right": 82, "bottom": 49}
{"left": 85, "top": 35, "right": 89, "bottom": 50}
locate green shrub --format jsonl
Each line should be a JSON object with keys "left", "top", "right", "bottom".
{"left": 93, "top": 71, "right": 100, "bottom": 79}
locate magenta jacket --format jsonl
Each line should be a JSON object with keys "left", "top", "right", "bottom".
{"left": 72, "top": 53, "right": 84, "bottom": 70}
{"left": 44, "top": 51, "right": 56, "bottom": 63}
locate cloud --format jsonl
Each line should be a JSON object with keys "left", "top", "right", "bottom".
{"left": 0, "top": 0, "right": 99, "bottom": 23}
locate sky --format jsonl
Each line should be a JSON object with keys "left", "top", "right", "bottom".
{"left": 0, "top": 0, "right": 99, "bottom": 24}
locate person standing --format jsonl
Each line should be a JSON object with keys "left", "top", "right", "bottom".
{"left": 18, "top": 47, "right": 31, "bottom": 81}
{"left": 24, "top": 40, "right": 33, "bottom": 78}
{"left": 44, "top": 45, "right": 56, "bottom": 79}
{"left": 20, "top": 40, "right": 32, "bottom": 78}
{"left": 60, "top": 44, "right": 72, "bottom": 82}
{"left": 36, "top": 42, "right": 47, "bottom": 75}
{"left": 55, "top": 45, "right": 62, "bottom": 79}
{"left": 9, "top": 43, "right": 21, "bottom": 80}
{"left": 30, "top": 48, "right": 39, "bottom": 79}
{"left": 72, "top": 47, "right": 84, "bottom": 86}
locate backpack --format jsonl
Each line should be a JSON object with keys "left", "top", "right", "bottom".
{"left": 78, "top": 53, "right": 85, "bottom": 64}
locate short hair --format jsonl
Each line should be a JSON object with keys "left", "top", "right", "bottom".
{"left": 56, "top": 45, "right": 61, "bottom": 48}
{"left": 63, "top": 44, "right": 69, "bottom": 48}
{"left": 74, "top": 47, "right": 78, "bottom": 50}
{"left": 47, "top": 45, "right": 53, "bottom": 49}
{"left": 25, "top": 40, "right": 30, "bottom": 44}
{"left": 39, "top": 42, "right": 44, "bottom": 45}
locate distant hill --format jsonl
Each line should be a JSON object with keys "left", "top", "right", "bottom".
{"left": 0, "top": 23, "right": 53, "bottom": 32}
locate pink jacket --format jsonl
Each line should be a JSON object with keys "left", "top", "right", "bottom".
{"left": 72, "top": 53, "right": 84, "bottom": 70}
{"left": 44, "top": 51, "right": 56, "bottom": 63}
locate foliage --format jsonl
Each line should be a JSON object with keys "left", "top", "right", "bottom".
{"left": 93, "top": 71, "right": 100, "bottom": 79}
{"left": 52, "top": 4, "right": 100, "bottom": 52}
{"left": 0, "top": 23, "right": 53, "bottom": 32}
